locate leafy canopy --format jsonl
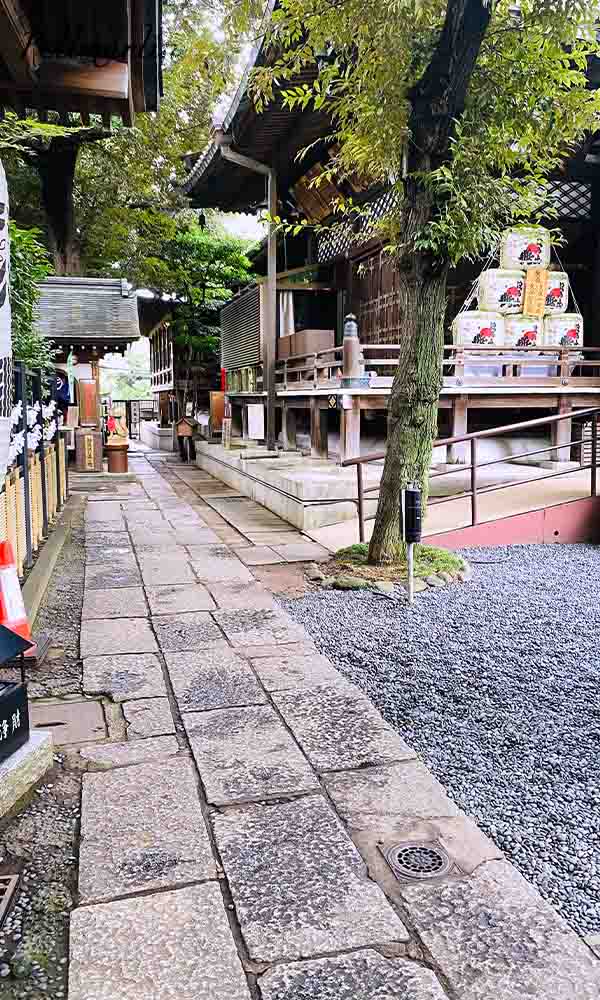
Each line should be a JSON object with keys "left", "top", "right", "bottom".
{"left": 9, "top": 223, "right": 56, "bottom": 371}
{"left": 223, "top": 0, "right": 600, "bottom": 263}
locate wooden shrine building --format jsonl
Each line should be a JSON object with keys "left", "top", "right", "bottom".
{"left": 183, "top": 33, "right": 600, "bottom": 466}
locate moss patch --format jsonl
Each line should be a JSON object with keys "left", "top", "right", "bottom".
{"left": 332, "top": 543, "right": 464, "bottom": 582}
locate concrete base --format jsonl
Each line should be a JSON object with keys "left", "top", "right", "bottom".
{"left": 195, "top": 442, "right": 376, "bottom": 531}
{"left": 539, "top": 461, "right": 581, "bottom": 472}
{"left": 139, "top": 421, "right": 174, "bottom": 452}
{"left": 0, "top": 731, "right": 53, "bottom": 821}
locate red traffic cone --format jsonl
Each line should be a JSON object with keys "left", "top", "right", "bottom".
{"left": 0, "top": 541, "right": 36, "bottom": 658}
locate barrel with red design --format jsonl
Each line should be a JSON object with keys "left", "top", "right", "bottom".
{"left": 478, "top": 269, "right": 525, "bottom": 314}
{"left": 500, "top": 227, "right": 551, "bottom": 270}
{"left": 452, "top": 311, "right": 505, "bottom": 347}
{"left": 544, "top": 314, "right": 583, "bottom": 348}
{"left": 544, "top": 271, "right": 569, "bottom": 315}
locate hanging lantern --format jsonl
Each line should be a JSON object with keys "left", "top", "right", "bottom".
{"left": 0, "top": 162, "right": 12, "bottom": 480}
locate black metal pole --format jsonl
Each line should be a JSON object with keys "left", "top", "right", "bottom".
{"left": 51, "top": 376, "right": 62, "bottom": 510}
{"left": 592, "top": 413, "right": 597, "bottom": 498}
{"left": 17, "top": 363, "right": 33, "bottom": 569}
{"left": 60, "top": 429, "right": 69, "bottom": 499}
{"left": 34, "top": 371, "right": 49, "bottom": 537}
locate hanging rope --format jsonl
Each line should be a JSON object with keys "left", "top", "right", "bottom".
{"left": 552, "top": 245, "right": 583, "bottom": 316}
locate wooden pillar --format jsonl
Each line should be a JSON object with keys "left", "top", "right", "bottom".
{"left": 242, "top": 405, "right": 249, "bottom": 440}
{"left": 339, "top": 396, "right": 361, "bottom": 463}
{"left": 550, "top": 397, "right": 573, "bottom": 463}
{"left": 282, "top": 403, "right": 297, "bottom": 451}
{"left": 449, "top": 395, "right": 468, "bottom": 463}
{"left": 310, "top": 398, "right": 328, "bottom": 459}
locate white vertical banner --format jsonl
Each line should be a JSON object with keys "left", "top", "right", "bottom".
{"left": 0, "top": 160, "right": 12, "bottom": 480}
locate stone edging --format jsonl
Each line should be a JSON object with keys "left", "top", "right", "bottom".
{"left": 307, "top": 558, "right": 473, "bottom": 596}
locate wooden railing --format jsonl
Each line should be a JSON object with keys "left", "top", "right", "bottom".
{"left": 273, "top": 344, "right": 600, "bottom": 390}
{"left": 341, "top": 407, "right": 600, "bottom": 543}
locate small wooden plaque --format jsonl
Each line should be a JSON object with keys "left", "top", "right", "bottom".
{"left": 523, "top": 268, "right": 548, "bottom": 318}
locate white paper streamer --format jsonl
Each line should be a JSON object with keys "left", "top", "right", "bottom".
{"left": 0, "top": 161, "right": 12, "bottom": 479}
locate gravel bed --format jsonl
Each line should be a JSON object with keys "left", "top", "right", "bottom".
{"left": 281, "top": 543, "right": 600, "bottom": 938}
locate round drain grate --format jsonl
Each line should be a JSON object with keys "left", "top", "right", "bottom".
{"left": 384, "top": 842, "right": 451, "bottom": 881}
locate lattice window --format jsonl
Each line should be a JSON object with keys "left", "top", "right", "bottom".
{"left": 547, "top": 180, "right": 592, "bottom": 220}
{"left": 317, "top": 188, "right": 402, "bottom": 263}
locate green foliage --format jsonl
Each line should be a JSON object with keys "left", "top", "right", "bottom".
{"left": 144, "top": 224, "right": 256, "bottom": 360}
{"left": 0, "top": 112, "right": 73, "bottom": 153}
{"left": 225, "top": 0, "right": 600, "bottom": 264}
{"left": 8, "top": 223, "right": 56, "bottom": 371}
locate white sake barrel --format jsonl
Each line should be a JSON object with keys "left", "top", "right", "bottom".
{"left": 544, "top": 313, "right": 583, "bottom": 347}
{"left": 500, "top": 227, "right": 552, "bottom": 270}
{"left": 478, "top": 269, "right": 525, "bottom": 314}
{"left": 504, "top": 315, "right": 544, "bottom": 349}
{"left": 544, "top": 271, "right": 569, "bottom": 315}
{"left": 452, "top": 311, "right": 505, "bottom": 347}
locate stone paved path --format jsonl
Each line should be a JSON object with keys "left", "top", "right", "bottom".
{"left": 68, "top": 453, "right": 600, "bottom": 1000}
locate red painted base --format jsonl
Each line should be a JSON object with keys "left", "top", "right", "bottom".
{"left": 424, "top": 496, "right": 600, "bottom": 550}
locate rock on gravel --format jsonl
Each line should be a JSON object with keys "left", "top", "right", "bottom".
{"left": 281, "top": 543, "right": 600, "bottom": 939}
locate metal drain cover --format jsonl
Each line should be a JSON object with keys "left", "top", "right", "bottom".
{"left": 383, "top": 841, "right": 451, "bottom": 882}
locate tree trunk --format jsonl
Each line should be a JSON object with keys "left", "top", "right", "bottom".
{"left": 36, "top": 141, "right": 80, "bottom": 275}
{"left": 368, "top": 0, "right": 493, "bottom": 563}
{"left": 369, "top": 184, "right": 448, "bottom": 562}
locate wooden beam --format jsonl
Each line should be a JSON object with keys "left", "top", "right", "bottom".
{"left": 36, "top": 60, "right": 129, "bottom": 101}
{"left": 310, "top": 398, "right": 329, "bottom": 458}
{"left": 0, "top": 0, "right": 37, "bottom": 86}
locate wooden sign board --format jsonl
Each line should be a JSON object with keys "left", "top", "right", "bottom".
{"left": 523, "top": 268, "right": 548, "bottom": 318}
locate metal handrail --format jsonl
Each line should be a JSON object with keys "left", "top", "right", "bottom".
{"left": 341, "top": 406, "right": 600, "bottom": 543}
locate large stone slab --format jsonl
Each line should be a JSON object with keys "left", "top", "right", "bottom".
{"left": 85, "top": 542, "right": 133, "bottom": 564}
{"left": 273, "top": 685, "right": 415, "bottom": 772}
{"left": 128, "top": 527, "right": 178, "bottom": 548}
{"left": 208, "top": 581, "right": 278, "bottom": 610}
{"left": 214, "top": 796, "right": 406, "bottom": 962}
{"left": 77, "top": 735, "right": 180, "bottom": 770}
{"left": 234, "top": 546, "right": 284, "bottom": 566}
{"left": 146, "top": 583, "right": 216, "bottom": 614}
{"left": 0, "top": 732, "right": 53, "bottom": 820}
{"left": 251, "top": 653, "right": 344, "bottom": 691}
{"left": 213, "top": 608, "right": 308, "bottom": 647}
{"left": 69, "top": 883, "right": 251, "bottom": 1000}
{"left": 139, "top": 555, "right": 196, "bottom": 586}
{"left": 79, "top": 757, "right": 215, "bottom": 901}
{"left": 270, "top": 541, "right": 330, "bottom": 563}
{"left": 85, "top": 501, "right": 124, "bottom": 523}
{"left": 401, "top": 860, "right": 600, "bottom": 999}
{"left": 30, "top": 699, "right": 107, "bottom": 746}
{"left": 80, "top": 618, "right": 158, "bottom": 658}
{"left": 123, "top": 509, "right": 168, "bottom": 527}
{"left": 190, "top": 545, "right": 253, "bottom": 583}
{"left": 184, "top": 704, "right": 318, "bottom": 804}
{"left": 259, "top": 952, "right": 448, "bottom": 1000}
{"left": 85, "top": 530, "right": 131, "bottom": 548}
{"left": 85, "top": 558, "right": 141, "bottom": 591}
{"left": 235, "top": 641, "right": 318, "bottom": 660}
{"left": 152, "top": 611, "right": 225, "bottom": 652}
{"left": 82, "top": 586, "right": 148, "bottom": 620}
{"left": 83, "top": 652, "right": 167, "bottom": 702}
{"left": 165, "top": 648, "right": 266, "bottom": 712}
{"left": 123, "top": 698, "right": 175, "bottom": 738}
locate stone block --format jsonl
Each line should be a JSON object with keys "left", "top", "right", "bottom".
{"left": 30, "top": 699, "right": 106, "bottom": 746}
{"left": 145, "top": 584, "right": 216, "bottom": 614}
{"left": 79, "top": 757, "right": 215, "bottom": 902}
{"left": 213, "top": 608, "right": 308, "bottom": 647}
{"left": 85, "top": 501, "right": 123, "bottom": 522}
{"left": 77, "top": 735, "right": 180, "bottom": 770}
{"left": 80, "top": 618, "right": 158, "bottom": 658}
{"left": 401, "top": 860, "right": 600, "bottom": 999}
{"left": 165, "top": 648, "right": 266, "bottom": 712}
{"left": 190, "top": 547, "right": 254, "bottom": 584}
{"left": 235, "top": 641, "right": 318, "bottom": 660}
{"left": 152, "top": 611, "right": 225, "bottom": 652}
{"left": 0, "top": 731, "right": 53, "bottom": 820}
{"left": 123, "top": 698, "right": 175, "bottom": 738}
{"left": 259, "top": 951, "right": 448, "bottom": 1000}
{"left": 250, "top": 654, "right": 344, "bottom": 691}
{"left": 85, "top": 531, "right": 131, "bottom": 548}
{"left": 85, "top": 559, "right": 141, "bottom": 591}
{"left": 207, "top": 581, "right": 278, "bottom": 610}
{"left": 270, "top": 542, "right": 330, "bottom": 563}
{"left": 139, "top": 555, "right": 196, "bottom": 586}
{"left": 234, "top": 546, "right": 284, "bottom": 566}
{"left": 83, "top": 652, "right": 167, "bottom": 702}
{"left": 184, "top": 704, "right": 318, "bottom": 805}
{"left": 69, "top": 883, "right": 251, "bottom": 1000}
{"left": 85, "top": 543, "right": 132, "bottom": 565}
{"left": 82, "top": 587, "right": 148, "bottom": 620}
{"left": 123, "top": 510, "right": 168, "bottom": 527}
{"left": 213, "top": 796, "right": 406, "bottom": 962}
{"left": 274, "top": 684, "right": 416, "bottom": 772}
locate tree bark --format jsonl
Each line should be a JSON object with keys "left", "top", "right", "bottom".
{"left": 36, "top": 141, "right": 80, "bottom": 275}
{"left": 368, "top": 0, "right": 494, "bottom": 563}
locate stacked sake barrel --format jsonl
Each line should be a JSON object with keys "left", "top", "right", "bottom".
{"left": 452, "top": 226, "right": 583, "bottom": 350}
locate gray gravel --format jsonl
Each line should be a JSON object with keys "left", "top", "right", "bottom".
{"left": 282, "top": 544, "right": 600, "bottom": 938}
